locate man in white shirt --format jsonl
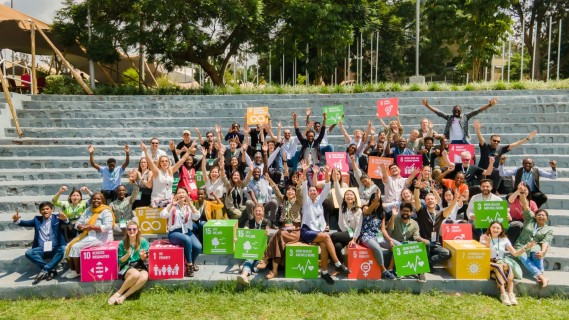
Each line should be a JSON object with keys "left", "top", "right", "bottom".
{"left": 466, "top": 179, "right": 504, "bottom": 240}
{"left": 380, "top": 163, "right": 408, "bottom": 212}
{"left": 141, "top": 137, "right": 167, "bottom": 162}
{"left": 281, "top": 128, "right": 299, "bottom": 169}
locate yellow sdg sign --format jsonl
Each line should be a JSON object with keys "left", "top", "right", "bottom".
{"left": 444, "top": 240, "right": 490, "bottom": 280}
{"left": 246, "top": 107, "right": 269, "bottom": 125}
{"left": 135, "top": 207, "right": 168, "bottom": 235}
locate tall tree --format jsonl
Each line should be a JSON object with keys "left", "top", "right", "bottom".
{"left": 424, "top": 0, "right": 512, "bottom": 81}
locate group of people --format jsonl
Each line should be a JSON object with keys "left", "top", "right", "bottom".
{"left": 13, "top": 99, "right": 556, "bottom": 305}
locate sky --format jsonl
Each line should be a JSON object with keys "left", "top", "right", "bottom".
{"left": 2, "top": 0, "right": 64, "bottom": 23}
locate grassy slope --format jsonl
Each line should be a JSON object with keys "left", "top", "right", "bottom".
{"left": 1, "top": 285, "right": 568, "bottom": 320}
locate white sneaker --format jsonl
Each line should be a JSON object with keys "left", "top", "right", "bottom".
{"left": 60, "top": 269, "right": 72, "bottom": 278}
{"left": 500, "top": 293, "right": 511, "bottom": 306}
{"left": 65, "top": 270, "right": 80, "bottom": 279}
{"left": 508, "top": 293, "right": 518, "bottom": 305}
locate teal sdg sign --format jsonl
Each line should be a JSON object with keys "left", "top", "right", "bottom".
{"left": 474, "top": 201, "right": 509, "bottom": 229}
{"left": 393, "top": 242, "right": 430, "bottom": 277}
{"left": 322, "top": 105, "right": 345, "bottom": 125}
{"left": 234, "top": 228, "right": 267, "bottom": 260}
{"left": 285, "top": 245, "right": 319, "bottom": 279}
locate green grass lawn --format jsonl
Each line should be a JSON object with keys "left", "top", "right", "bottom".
{"left": 1, "top": 285, "right": 568, "bottom": 320}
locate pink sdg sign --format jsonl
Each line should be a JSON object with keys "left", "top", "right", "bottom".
{"left": 80, "top": 241, "right": 120, "bottom": 282}
{"left": 396, "top": 155, "right": 422, "bottom": 178}
{"left": 148, "top": 240, "right": 185, "bottom": 280}
{"left": 448, "top": 144, "right": 475, "bottom": 165}
{"left": 325, "top": 152, "right": 349, "bottom": 172}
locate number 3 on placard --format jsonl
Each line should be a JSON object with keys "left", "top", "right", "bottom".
{"left": 289, "top": 249, "right": 293, "bottom": 257}
{"left": 396, "top": 248, "right": 401, "bottom": 255}
{"left": 477, "top": 203, "right": 482, "bottom": 210}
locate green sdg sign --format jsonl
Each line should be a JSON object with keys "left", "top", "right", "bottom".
{"left": 285, "top": 245, "right": 319, "bottom": 279}
{"left": 393, "top": 242, "right": 430, "bottom": 277}
{"left": 234, "top": 228, "right": 267, "bottom": 260}
{"left": 203, "top": 220, "right": 237, "bottom": 254}
{"left": 473, "top": 201, "right": 509, "bottom": 229}
{"left": 321, "top": 105, "right": 345, "bottom": 125}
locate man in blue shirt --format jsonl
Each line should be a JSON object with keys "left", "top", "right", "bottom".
{"left": 88, "top": 144, "right": 130, "bottom": 202}
{"left": 499, "top": 157, "right": 557, "bottom": 208}
{"left": 12, "top": 202, "right": 69, "bottom": 283}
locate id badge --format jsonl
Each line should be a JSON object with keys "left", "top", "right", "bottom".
{"left": 43, "top": 241, "right": 53, "bottom": 252}
{"left": 189, "top": 182, "right": 197, "bottom": 190}
{"left": 347, "top": 227, "right": 354, "bottom": 238}
{"left": 430, "top": 231, "right": 437, "bottom": 243}
{"left": 136, "top": 192, "right": 141, "bottom": 201}
{"left": 119, "top": 219, "right": 127, "bottom": 229}
{"left": 257, "top": 194, "right": 266, "bottom": 203}
{"left": 256, "top": 145, "right": 262, "bottom": 151}
{"left": 207, "top": 159, "right": 214, "bottom": 166}
{"left": 88, "top": 231, "right": 96, "bottom": 237}
{"left": 376, "top": 232, "right": 384, "bottom": 243}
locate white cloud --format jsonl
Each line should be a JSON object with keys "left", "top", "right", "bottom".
{"left": 2, "top": 0, "right": 65, "bottom": 24}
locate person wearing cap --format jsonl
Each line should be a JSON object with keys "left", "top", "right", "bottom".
{"left": 88, "top": 144, "right": 130, "bottom": 202}
{"left": 176, "top": 130, "right": 197, "bottom": 157}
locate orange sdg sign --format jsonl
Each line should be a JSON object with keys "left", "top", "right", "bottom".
{"left": 246, "top": 107, "right": 269, "bottom": 125}
{"left": 377, "top": 97, "right": 399, "bottom": 118}
{"left": 367, "top": 156, "right": 394, "bottom": 179}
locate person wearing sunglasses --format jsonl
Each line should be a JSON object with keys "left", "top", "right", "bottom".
{"left": 108, "top": 220, "right": 149, "bottom": 305}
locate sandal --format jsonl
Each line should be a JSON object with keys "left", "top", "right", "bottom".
{"left": 116, "top": 295, "right": 126, "bottom": 305}
{"left": 108, "top": 293, "right": 121, "bottom": 305}
{"left": 265, "top": 271, "right": 277, "bottom": 280}
{"left": 256, "top": 259, "right": 268, "bottom": 270}
{"left": 193, "top": 265, "right": 199, "bottom": 272}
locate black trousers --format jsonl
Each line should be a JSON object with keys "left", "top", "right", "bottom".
{"left": 330, "top": 231, "right": 351, "bottom": 263}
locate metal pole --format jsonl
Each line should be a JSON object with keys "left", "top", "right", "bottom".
{"left": 521, "top": 19, "right": 525, "bottom": 81}
{"left": 547, "top": 16, "right": 552, "bottom": 81}
{"left": 508, "top": 38, "right": 511, "bottom": 83}
{"left": 348, "top": 45, "right": 350, "bottom": 81}
{"left": 491, "top": 54, "right": 494, "bottom": 82}
{"left": 558, "top": 19, "right": 562, "bottom": 81}
{"left": 375, "top": 31, "right": 379, "bottom": 84}
{"left": 501, "top": 42, "right": 505, "bottom": 81}
{"left": 360, "top": 33, "right": 363, "bottom": 83}
{"left": 531, "top": 26, "right": 537, "bottom": 81}
{"left": 344, "top": 46, "right": 347, "bottom": 82}
{"left": 306, "top": 43, "right": 309, "bottom": 85}
{"left": 415, "top": 0, "right": 420, "bottom": 76}
{"left": 282, "top": 38, "right": 285, "bottom": 85}
{"left": 256, "top": 63, "right": 259, "bottom": 87}
{"left": 269, "top": 49, "right": 271, "bottom": 85}
{"left": 87, "top": 3, "right": 95, "bottom": 89}
{"left": 233, "top": 48, "right": 237, "bottom": 84}
{"left": 370, "top": 32, "right": 373, "bottom": 83}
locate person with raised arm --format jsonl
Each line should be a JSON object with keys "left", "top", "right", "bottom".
{"left": 110, "top": 170, "right": 140, "bottom": 236}
{"left": 169, "top": 140, "right": 199, "bottom": 200}
{"left": 140, "top": 141, "right": 187, "bottom": 208}
{"left": 221, "top": 157, "right": 253, "bottom": 224}
{"left": 299, "top": 165, "right": 351, "bottom": 285}
{"left": 293, "top": 111, "right": 327, "bottom": 166}
{"left": 499, "top": 157, "right": 557, "bottom": 208}
{"left": 52, "top": 185, "right": 91, "bottom": 242}
{"left": 88, "top": 144, "right": 130, "bottom": 202}
{"left": 421, "top": 98, "right": 498, "bottom": 144}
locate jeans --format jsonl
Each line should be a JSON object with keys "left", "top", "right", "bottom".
{"left": 519, "top": 251, "right": 544, "bottom": 278}
{"left": 25, "top": 245, "right": 65, "bottom": 272}
{"left": 427, "top": 243, "right": 451, "bottom": 266}
{"left": 241, "top": 259, "right": 259, "bottom": 275}
{"left": 319, "top": 145, "right": 334, "bottom": 163}
{"left": 361, "top": 238, "right": 393, "bottom": 267}
{"left": 168, "top": 229, "right": 202, "bottom": 264}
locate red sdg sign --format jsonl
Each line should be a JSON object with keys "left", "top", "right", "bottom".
{"left": 148, "top": 240, "right": 185, "bottom": 280}
{"left": 377, "top": 98, "right": 399, "bottom": 118}
{"left": 441, "top": 223, "right": 473, "bottom": 244}
{"left": 347, "top": 244, "right": 381, "bottom": 279}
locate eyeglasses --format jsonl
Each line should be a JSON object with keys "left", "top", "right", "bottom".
{"left": 127, "top": 228, "right": 138, "bottom": 232}
{"left": 206, "top": 135, "right": 214, "bottom": 138}
{"left": 284, "top": 132, "right": 291, "bottom": 135}
{"left": 151, "top": 142, "right": 158, "bottom": 145}
{"left": 492, "top": 139, "right": 501, "bottom": 143}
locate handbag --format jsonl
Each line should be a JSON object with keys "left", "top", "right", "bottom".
{"left": 503, "top": 255, "right": 523, "bottom": 280}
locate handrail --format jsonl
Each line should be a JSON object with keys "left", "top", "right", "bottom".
{"left": 0, "top": 58, "right": 34, "bottom": 93}
{"left": 0, "top": 67, "right": 24, "bottom": 138}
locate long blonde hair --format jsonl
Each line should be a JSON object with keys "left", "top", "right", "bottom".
{"left": 122, "top": 220, "right": 142, "bottom": 251}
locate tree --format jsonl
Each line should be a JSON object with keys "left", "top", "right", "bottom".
{"left": 54, "top": 0, "right": 267, "bottom": 86}
{"left": 424, "top": 0, "right": 512, "bottom": 81}
{"left": 508, "top": 0, "right": 569, "bottom": 80}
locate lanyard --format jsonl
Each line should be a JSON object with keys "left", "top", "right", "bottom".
{"left": 401, "top": 222, "right": 409, "bottom": 241}
{"left": 533, "top": 224, "right": 542, "bottom": 238}
{"left": 491, "top": 238, "right": 500, "bottom": 253}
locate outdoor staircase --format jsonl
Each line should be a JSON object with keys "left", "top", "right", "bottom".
{"left": 0, "top": 90, "right": 568, "bottom": 299}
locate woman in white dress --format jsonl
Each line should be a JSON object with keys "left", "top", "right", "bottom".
{"left": 62, "top": 192, "right": 114, "bottom": 279}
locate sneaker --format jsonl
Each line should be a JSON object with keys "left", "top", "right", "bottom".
{"left": 382, "top": 270, "right": 396, "bottom": 280}
{"left": 417, "top": 273, "right": 427, "bottom": 283}
{"left": 335, "top": 264, "right": 351, "bottom": 275}
{"left": 321, "top": 272, "right": 334, "bottom": 285}
{"left": 65, "top": 270, "right": 80, "bottom": 279}
{"left": 508, "top": 293, "right": 518, "bottom": 306}
{"left": 46, "top": 270, "right": 57, "bottom": 281}
{"left": 500, "top": 293, "right": 511, "bottom": 306}
{"left": 389, "top": 269, "right": 399, "bottom": 279}
{"left": 236, "top": 274, "right": 249, "bottom": 285}
{"left": 60, "top": 269, "right": 72, "bottom": 278}
{"left": 34, "top": 271, "right": 48, "bottom": 283}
